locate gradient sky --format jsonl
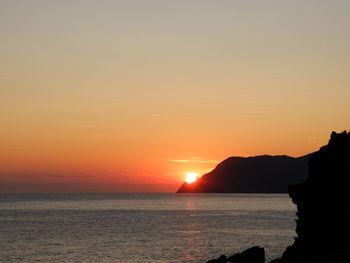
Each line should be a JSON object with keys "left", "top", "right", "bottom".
{"left": 1, "top": 0, "right": 350, "bottom": 192}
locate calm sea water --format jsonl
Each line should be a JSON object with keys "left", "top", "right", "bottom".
{"left": 0, "top": 193, "right": 296, "bottom": 263}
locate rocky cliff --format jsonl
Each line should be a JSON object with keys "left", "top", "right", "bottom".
{"left": 272, "top": 131, "right": 350, "bottom": 262}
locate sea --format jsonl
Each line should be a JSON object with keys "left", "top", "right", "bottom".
{"left": 0, "top": 193, "right": 297, "bottom": 263}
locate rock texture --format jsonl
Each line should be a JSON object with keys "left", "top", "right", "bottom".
{"left": 272, "top": 131, "right": 350, "bottom": 262}
{"left": 177, "top": 155, "right": 309, "bottom": 193}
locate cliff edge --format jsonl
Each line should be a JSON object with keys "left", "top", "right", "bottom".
{"left": 272, "top": 131, "right": 350, "bottom": 262}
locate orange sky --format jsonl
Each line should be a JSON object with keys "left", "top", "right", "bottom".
{"left": 1, "top": 1, "right": 350, "bottom": 192}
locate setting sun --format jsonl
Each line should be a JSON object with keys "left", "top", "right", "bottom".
{"left": 185, "top": 172, "right": 199, "bottom": 184}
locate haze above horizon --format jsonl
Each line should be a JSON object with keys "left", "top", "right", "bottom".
{"left": 1, "top": 0, "right": 350, "bottom": 192}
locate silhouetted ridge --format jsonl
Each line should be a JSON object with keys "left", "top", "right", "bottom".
{"left": 177, "top": 154, "right": 309, "bottom": 193}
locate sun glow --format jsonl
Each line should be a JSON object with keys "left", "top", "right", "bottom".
{"left": 185, "top": 172, "right": 199, "bottom": 184}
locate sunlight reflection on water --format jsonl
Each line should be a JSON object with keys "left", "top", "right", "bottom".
{"left": 0, "top": 193, "right": 296, "bottom": 263}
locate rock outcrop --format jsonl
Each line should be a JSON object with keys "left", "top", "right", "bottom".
{"left": 206, "top": 246, "right": 265, "bottom": 263}
{"left": 227, "top": 246, "right": 265, "bottom": 263}
{"left": 202, "top": 131, "right": 350, "bottom": 263}
{"left": 177, "top": 155, "right": 309, "bottom": 193}
{"left": 272, "top": 131, "right": 350, "bottom": 262}
{"left": 206, "top": 255, "right": 227, "bottom": 263}
{"left": 207, "top": 246, "right": 265, "bottom": 263}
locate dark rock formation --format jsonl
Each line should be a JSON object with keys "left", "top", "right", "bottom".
{"left": 205, "top": 246, "right": 265, "bottom": 263}
{"left": 206, "top": 255, "right": 227, "bottom": 263}
{"left": 272, "top": 131, "right": 350, "bottom": 262}
{"left": 177, "top": 155, "right": 309, "bottom": 193}
{"left": 227, "top": 246, "right": 265, "bottom": 262}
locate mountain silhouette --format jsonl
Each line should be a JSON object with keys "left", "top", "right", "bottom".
{"left": 177, "top": 155, "right": 310, "bottom": 193}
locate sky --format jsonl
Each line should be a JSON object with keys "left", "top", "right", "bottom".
{"left": 1, "top": 0, "right": 350, "bottom": 192}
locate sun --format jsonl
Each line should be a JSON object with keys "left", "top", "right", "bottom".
{"left": 185, "top": 172, "right": 199, "bottom": 184}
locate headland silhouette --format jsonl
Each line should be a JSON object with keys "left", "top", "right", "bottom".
{"left": 177, "top": 155, "right": 309, "bottom": 193}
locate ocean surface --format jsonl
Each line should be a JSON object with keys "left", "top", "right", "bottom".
{"left": 0, "top": 193, "right": 297, "bottom": 263}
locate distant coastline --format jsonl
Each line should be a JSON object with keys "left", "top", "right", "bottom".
{"left": 177, "top": 154, "right": 309, "bottom": 193}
